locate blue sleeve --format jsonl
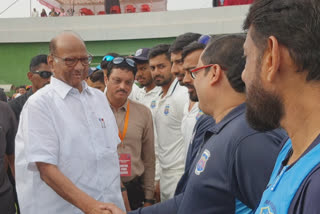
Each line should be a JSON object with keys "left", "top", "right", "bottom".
{"left": 230, "top": 130, "right": 285, "bottom": 209}
{"left": 128, "top": 193, "right": 183, "bottom": 214}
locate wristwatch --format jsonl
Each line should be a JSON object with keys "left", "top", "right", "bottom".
{"left": 144, "top": 199, "right": 155, "bottom": 204}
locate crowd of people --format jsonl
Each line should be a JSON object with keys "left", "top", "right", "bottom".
{"left": 1, "top": 0, "right": 320, "bottom": 213}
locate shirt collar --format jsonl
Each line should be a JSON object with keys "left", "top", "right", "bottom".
{"left": 208, "top": 103, "right": 246, "bottom": 134}
{"left": 110, "top": 99, "right": 129, "bottom": 112}
{"left": 51, "top": 77, "right": 92, "bottom": 99}
{"left": 159, "top": 78, "right": 179, "bottom": 98}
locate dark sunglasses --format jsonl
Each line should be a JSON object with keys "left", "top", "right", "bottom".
{"left": 112, "top": 57, "right": 136, "bottom": 68}
{"left": 31, "top": 70, "right": 53, "bottom": 79}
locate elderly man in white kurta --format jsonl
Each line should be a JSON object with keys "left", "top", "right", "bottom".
{"left": 15, "top": 32, "right": 125, "bottom": 214}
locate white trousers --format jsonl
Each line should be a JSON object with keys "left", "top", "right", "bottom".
{"left": 160, "top": 168, "right": 184, "bottom": 202}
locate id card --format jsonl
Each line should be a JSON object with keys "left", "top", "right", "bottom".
{"left": 119, "top": 153, "right": 131, "bottom": 177}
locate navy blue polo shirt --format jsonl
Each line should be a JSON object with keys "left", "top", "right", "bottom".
{"left": 175, "top": 115, "right": 215, "bottom": 195}
{"left": 130, "top": 103, "right": 286, "bottom": 214}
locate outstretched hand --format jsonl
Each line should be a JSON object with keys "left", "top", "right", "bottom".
{"left": 104, "top": 203, "right": 126, "bottom": 214}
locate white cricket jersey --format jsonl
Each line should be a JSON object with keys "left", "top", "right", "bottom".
{"left": 181, "top": 102, "right": 203, "bottom": 159}
{"left": 153, "top": 79, "right": 189, "bottom": 170}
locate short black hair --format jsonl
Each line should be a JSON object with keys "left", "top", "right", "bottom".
{"left": 148, "top": 44, "right": 171, "bottom": 61}
{"left": 181, "top": 41, "right": 206, "bottom": 62}
{"left": 244, "top": 0, "right": 320, "bottom": 81}
{"left": 106, "top": 57, "right": 137, "bottom": 78}
{"left": 100, "top": 53, "right": 120, "bottom": 70}
{"left": 29, "top": 54, "right": 48, "bottom": 72}
{"left": 89, "top": 70, "right": 105, "bottom": 84}
{"left": 201, "top": 34, "right": 246, "bottom": 93}
{"left": 169, "top": 32, "right": 202, "bottom": 54}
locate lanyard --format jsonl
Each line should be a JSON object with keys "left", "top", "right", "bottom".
{"left": 118, "top": 101, "right": 130, "bottom": 146}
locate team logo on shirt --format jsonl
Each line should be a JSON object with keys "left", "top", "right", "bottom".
{"left": 150, "top": 100, "right": 156, "bottom": 109}
{"left": 260, "top": 207, "right": 274, "bottom": 214}
{"left": 260, "top": 200, "right": 276, "bottom": 214}
{"left": 164, "top": 104, "right": 170, "bottom": 115}
{"left": 195, "top": 110, "right": 204, "bottom": 121}
{"left": 195, "top": 149, "right": 210, "bottom": 175}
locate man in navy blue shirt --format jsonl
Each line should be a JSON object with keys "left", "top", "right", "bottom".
{"left": 242, "top": 0, "right": 320, "bottom": 213}
{"left": 175, "top": 41, "right": 215, "bottom": 195}
{"left": 105, "top": 34, "right": 286, "bottom": 214}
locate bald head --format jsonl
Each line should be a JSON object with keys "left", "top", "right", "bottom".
{"left": 48, "top": 31, "right": 90, "bottom": 92}
{"left": 49, "top": 32, "right": 86, "bottom": 55}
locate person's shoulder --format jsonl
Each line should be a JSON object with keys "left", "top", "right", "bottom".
{"left": 130, "top": 99, "right": 152, "bottom": 115}
{"left": 26, "top": 84, "right": 53, "bottom": 106}
{"left": 0, "top": 100, "right": 10, "bottom": 110}
{"left": 290, "top": 164, "right": 320, "bottom": 213}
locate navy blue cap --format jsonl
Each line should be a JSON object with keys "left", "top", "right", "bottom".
{"left": 133, "top": 48, "right": 150, "bottom": 61}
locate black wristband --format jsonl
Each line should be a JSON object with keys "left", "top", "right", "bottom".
{"left": 144, "top": 199, "right": 155, "bottom": 204}
{"left": 121, "top": 187, "right": 127, "bottom": 192}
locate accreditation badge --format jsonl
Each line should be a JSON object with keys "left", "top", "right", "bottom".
{"left": 119, "top": 153, "right": 132, "bottom": 177}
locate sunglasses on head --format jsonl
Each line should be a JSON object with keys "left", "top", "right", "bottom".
{"left": 102, "top": 55, "right": 115, "bottom": 62}
{"left": 112, "top": 57, "right": 136, "bottom": 68}
{"left": 31, "top": 70, "right": 53, "bottom": 79}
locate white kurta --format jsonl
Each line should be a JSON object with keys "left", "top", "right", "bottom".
{"left": 15, "top": 77, "right": 125, "bottom": 214}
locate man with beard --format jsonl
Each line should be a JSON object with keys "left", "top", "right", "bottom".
{"left": 15, "top": 32, "right": 124, "bottom": 214}
{"left": 148, "top": 44, "right": 188, "bottom": 201}
{"left": 105, "top": 34, "right": 286, "bottom": 214}
{"left": 105, "top": 57, "right": 155, "bottom": 210}
{"left": 169, "top": 33, "right": 201, "bottom": 86}
{"left": 180, "top": 41, "right": 207, "bottom": 160}
{"left": 131, "top": 48, "right": 161, "bottom": 108}
{"left": 175, "top": 40, "right": 215, "bottom": 195}
{"left": 242, "top": 0, "right": 320, "bottom": 213}
{"left": 9, "top": 54, "right": 52, "bottom": 121}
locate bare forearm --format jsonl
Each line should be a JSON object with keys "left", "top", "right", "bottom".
{"left": 36, "top": 162, "right": 98, "bottom": 213}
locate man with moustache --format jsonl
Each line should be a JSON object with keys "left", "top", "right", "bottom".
{"left": 169, "top": 33, "right": 201, "bottom": 86}
{"left": 179, "top": 41, "right": 207, "bottom": 159}
{"left": 105, "top": 57, "right": 155, "bottom": 210}
{"left": 131, "top": 48, "right": 161, "bottom": 108}
{"left": 105, "top": 34, "right": 286, "bottom": 214}
{"left": 242, "top": 0, "right": 320, "bottom": 213}
{"left": 148, "top": 44, "right": 188, "bottom": 201}
{"left": 15, "top": 32, "right": 124, "bottom": 214}
{"left": 9, "top": 54, "right": 52, "bottom": 121}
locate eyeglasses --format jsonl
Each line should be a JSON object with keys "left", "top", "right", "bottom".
{"left": 112, "top": 57, "right": 136, "bottom": 68}
{"left": 31, "top": 70, "right": 53, "bottom": 79}
{"left": 53, "top": 54, "right": 93, "bottom": 67}
{"left": 190, "top": 64, "right": 214, "bottom": 79}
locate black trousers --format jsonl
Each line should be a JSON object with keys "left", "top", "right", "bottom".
{"left": 123, "top": 177, "right": 145, "bottom": 210}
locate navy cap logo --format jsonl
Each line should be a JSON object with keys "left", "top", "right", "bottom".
{"left": 135, "top": 49, "right": 143, "bottom": 57}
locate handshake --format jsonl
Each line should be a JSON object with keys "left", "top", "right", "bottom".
{"left": 87, "top": 203, "right": 126, "bottom": 214}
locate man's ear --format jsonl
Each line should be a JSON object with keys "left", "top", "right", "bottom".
{"left": 104, "top": 75, "right": 108, "bottom": 85}
{"left": 47, "top": 55, "right": 54, "bottom": 68}
{"left": 208, "top": 64, "right": 222, "bottom": 86}
{"left": 262, "top": 36, "right": 281, "bottom": 83}
{"left": 27, "top": 72, "right": 33, "bottom": 81}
